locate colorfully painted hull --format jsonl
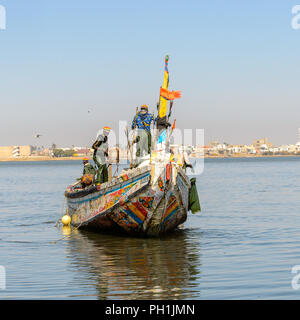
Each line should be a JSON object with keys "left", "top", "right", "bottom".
{"left": 65, "top": 164, "right": 191, "bottom": 237}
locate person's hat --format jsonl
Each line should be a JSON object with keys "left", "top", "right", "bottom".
{"left": 103, "top": 126, "right": 111, "bottom": 136}
{"left": 83, "top": 157, "right": 88, "bottom": 162}
{"left": 140, "top": 105, "right": 148, "bottom": 111}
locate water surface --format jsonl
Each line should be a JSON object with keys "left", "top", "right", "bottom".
{"left": 1, "top": 157, "right": 300, "bottom": 299}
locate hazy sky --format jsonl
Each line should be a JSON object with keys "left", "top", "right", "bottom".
{"left": 1, "top": 0, "right": 300, "bottom": 147}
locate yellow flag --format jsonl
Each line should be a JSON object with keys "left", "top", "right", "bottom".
{"left": 158, "top": 55, "right": 170, "bottom": 118}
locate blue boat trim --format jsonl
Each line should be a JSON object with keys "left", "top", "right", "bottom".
{"left": 70, "top": 172, "right": 150, "bottom": 204}
{"left": 122, "top": 207, "right": 144, "bottom": 225}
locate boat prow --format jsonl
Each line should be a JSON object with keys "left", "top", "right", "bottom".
{"left": 64, "top": 155, "right": 192, "bottom": 236}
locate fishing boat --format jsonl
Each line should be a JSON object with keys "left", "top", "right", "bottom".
{"left": 64, "top": 56, "right": 200, "bottom": 236}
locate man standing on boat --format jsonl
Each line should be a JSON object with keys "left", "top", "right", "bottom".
{"left": 92, "top": 126, "right": 111, "bottom": 184}
{"left": 131, "top": 105, "right": 154, "bottom": 163}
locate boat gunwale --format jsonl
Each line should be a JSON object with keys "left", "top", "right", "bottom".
{"left": 64, "top": 168, "right": 151, "bottom": 200}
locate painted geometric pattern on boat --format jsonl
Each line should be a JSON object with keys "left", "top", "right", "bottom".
{"left": 161, "top": 195, "right": 179, "bottom": 225}
{"left": 77, "top": 179, "right": 145, "bottom": 223}
{"left": 110, "top": 208, "right": 140, "bottom": 232}
{"left": 138, "top": 196, "right": 154, "bottom": 210}
{"left": 119, "top": 201, "right": 149, "bottom": 226}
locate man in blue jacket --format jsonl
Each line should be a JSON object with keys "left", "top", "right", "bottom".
{"left": 131, "top": 105, "right": 155, "bottom": 160}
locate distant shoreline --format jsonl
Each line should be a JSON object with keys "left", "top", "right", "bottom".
{"left": 0, "top": 154, "right": 299, "bottom": 162}
{"left": 0, "top": 156, "right": 85, "bottom": 162}
{"left": 203, "top": 154, "right": 300, "bottom": 159}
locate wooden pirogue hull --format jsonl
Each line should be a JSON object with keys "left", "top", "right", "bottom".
{"left": 64, "top": 162, "right": 191, "bottom": 237}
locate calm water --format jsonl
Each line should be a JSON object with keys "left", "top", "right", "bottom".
{"left": 1, "top": 157, "right": 300, "bottom": 299}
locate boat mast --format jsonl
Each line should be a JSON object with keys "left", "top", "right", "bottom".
{"left": 157, "top": 55, "right": 170, "bottom": 121}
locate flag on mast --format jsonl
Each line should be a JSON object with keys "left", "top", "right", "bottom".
{"left": 158, "top": 55, "right": 181, "bottom": 119}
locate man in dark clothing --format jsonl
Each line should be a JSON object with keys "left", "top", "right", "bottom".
{"left": 156, "top": 115, "right": 171, "bottom": 131}
{"left": 92, "top": 126, "right": 110, "bottom": 184}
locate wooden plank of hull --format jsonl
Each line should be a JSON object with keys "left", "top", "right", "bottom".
{"left": 146, "top": 188, "right": 187, "bottom": 236}
{"left": 109, "top": 185, "right": 161, "bottom": 235}
{"left": 159, "top": 189, "right": 187, "bottom": 233}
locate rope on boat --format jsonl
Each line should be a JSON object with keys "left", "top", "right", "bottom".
{"left": 54, "top": 197, "right": 66, "bottom": 227}
{"left": 52, "top": 196, "right": 84, "bottom": 244}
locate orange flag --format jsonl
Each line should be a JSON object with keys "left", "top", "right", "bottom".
{"left": 160, "top": 87, "right": 181, "bottom": 101}
{"left": 172, "top": 119, "right": 176, "bottom": 130}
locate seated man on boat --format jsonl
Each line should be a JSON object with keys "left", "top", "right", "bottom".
{"left": 131, "top": 105, "right": 154, "bottom": 164}
{"left": 92, "top": 126, "right": 111, "bottom": 185}
{"left": 82, "top": 157, "right": 96, "bottom": 176}
{"left": 76, "top": 158, "right": 96, "bottom": 188}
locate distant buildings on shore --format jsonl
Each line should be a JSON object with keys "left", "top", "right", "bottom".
{"left": 0, "top": 145, "right": 33, "bottom": 158}
{"left": 0, "top": 145, "right": 126, "bottom": 160}
{"left": 2, "top": 134, "right": 300, "bottom": 159}
{"left": 192, "top": 137, "right": 300, "bottom": 157}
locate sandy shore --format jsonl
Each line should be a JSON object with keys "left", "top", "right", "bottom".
{"left": 0, "top": 154, "right": 299, "bottom": 162}
{"left": 0, "top": 156, "right": 86, "bottom": 162}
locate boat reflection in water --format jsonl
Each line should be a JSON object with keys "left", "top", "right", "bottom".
{"left": 66, "top": 229, "right": 202, "bottom": 299}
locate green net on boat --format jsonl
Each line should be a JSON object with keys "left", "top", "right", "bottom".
{"left": 189, "top": 178, "right": 201, "bottom": 214}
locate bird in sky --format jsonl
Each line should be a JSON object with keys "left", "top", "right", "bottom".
{"left": 35, "top": 134, "right": 42, "bottom": 138}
